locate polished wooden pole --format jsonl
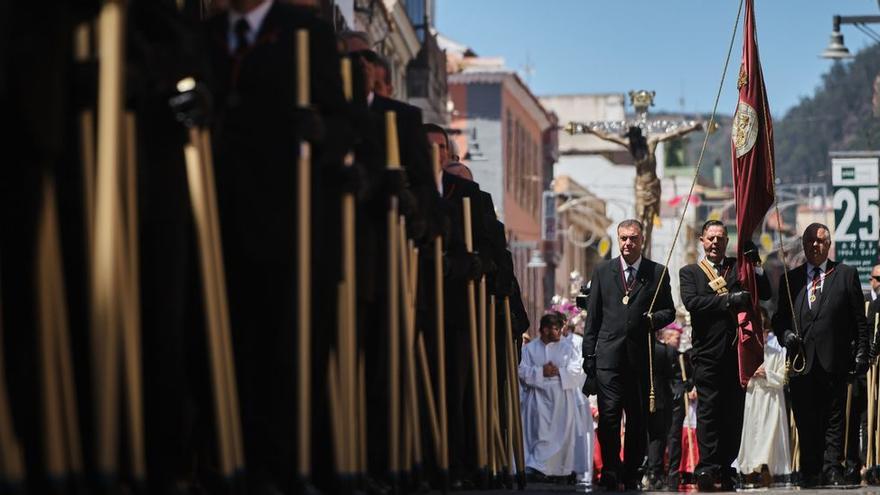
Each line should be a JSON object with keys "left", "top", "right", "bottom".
{"left": 385, "top": 111, "right": 402, "bottom": 486}
{"left": 92, "top": 0, "right": 125, "bottom": 477}
{"left": 504, "top": 298, "right": 526, "bottom": 489}
{"left": 431, "top": 143, "right": 449, "bottom": 490}
{"left": 462, "top": 198, "right": 487, "bottom": 480}
{"left": 295, "top": 29, "right": 313, "bottom": 482}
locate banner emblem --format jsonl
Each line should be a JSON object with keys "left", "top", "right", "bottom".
{"left": 732, "top": 101, "right": 758, "bottom": 158}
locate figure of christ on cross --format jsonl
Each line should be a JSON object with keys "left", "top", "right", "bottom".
{"left": 581, "top": 122, "right": 702, "bottom": 255}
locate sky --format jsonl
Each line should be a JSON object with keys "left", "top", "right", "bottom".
{"left": 436, "top": 0, "right": 880, "bottom": 118}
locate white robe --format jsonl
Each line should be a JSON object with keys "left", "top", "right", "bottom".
{"left": 568, "top": 333, "right": 595, "bottom": 485}
{"left": 519, "top": 334, "right": 592, "bottom": 477}
{"left": 736, "top": 333, "right": 791, "bottom": 475}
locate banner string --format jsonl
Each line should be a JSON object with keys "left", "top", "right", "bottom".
{"left": 646, "top": 0, "right": 744, "bottom": 316}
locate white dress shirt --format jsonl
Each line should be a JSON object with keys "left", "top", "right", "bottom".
{"left": 620, "top": 255, "right": 642, "bottom": 286}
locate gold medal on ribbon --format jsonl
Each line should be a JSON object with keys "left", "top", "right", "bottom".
{"left": 622, "top": 295, "right": 629, "bottom": 305}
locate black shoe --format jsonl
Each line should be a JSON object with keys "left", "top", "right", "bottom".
{"left": 695, "top": 470, "right": 715, "bottom": 492}
{"left": 798, "top": 473, "right": 819, "bottom": 488}
{"left": 600, "top": 471, "right": 620, "bottom": 491}
{"left": 623, "top": 479, "right": 643, "bottom": 491}
{"left": 825, "top": 470, "right": 845, "bottom": 487}
{"left": 361, "top": 476, "right": 390, "bottom": 495}
{"left": 718, "top": 474, "right": 737, "bottom": 491}
{"left": 645, "top": 473, "right": 664, "bottom": 491}
{"left": 844, "top": 466, "right": 862, "bottom": 486}
{"left": 449, "top": 477, "right": 474, "bottom": 491}
{"left": 666, "top": 473, "right": 680, "bottom": 491}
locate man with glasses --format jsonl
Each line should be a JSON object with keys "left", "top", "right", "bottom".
{"left": 774, "top": 223, "right": 869, "bottom": 487}
{"left": 583, "top": 219, "right": 675, "bottom": 490}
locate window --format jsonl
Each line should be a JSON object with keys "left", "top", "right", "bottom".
{"left": 506, "top": 110, "right": 513, "bottom": 192}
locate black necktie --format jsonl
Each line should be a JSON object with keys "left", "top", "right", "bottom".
{"left": 234, "top": 18, "right": 250, "bottom": 54}
{"left": 626, "top": 266, "right": 634, "bottom": 287}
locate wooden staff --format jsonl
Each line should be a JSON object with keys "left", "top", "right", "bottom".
{"left": 295, "top": 28, "right": 313, "bottom": 482}
{"left": 679, "top": 354, "right": 690, "bottom": 413}
{"left": 398, "top": 220, "right": 420, "bottom": 476}
{"left": 358, "top": 351, "right": 368, "bottom": 477}
{"left": 869, "top": 310, "right": 878, "bottom": 469}
{"left": 385, "top": 110, "right": 402, "bottom": 484}
{"left": 431, "top": 143, "right": 450, "bottom": 488}
{"left": 183, "top": 132, "right": 235, "bottom": 477}
{"left": 329, "top": 286, "right": 345, "bottom": 475}
{"left": 844, "top": 382, "right": 854, "bottom": 465}
{"left": 328, "top": 351, "right": 345, "bottom": 473}
{"left": 339, "top": 56, "right": 358, "bottom": 480}
{"left": 197, "top": 128, "right": 244, "bottom": 472}
{"left": 416, "top": 333, "right": 442, "bottom": 458}
{"left": 37, "top": 179, "right": 67, "bottom": 482}
{"left": 869, "top": 361, "right": 875, "bottom": 469}
{"left": 487, "top": 295, "right": 498, "bottom": 478}
{"left": 74, "top": 22, "right": 96, "bottom": 264}
{"left": 462, "top": 198, "right": 487, "bottom": 475}
{"left": 503, "top": 298, "right": 526, "bottom": 488}
{"left": 479, "top": 275, "right": 488, "bottom": 477}
{"left": 0, "top": 276, "right": 25, "bottom": 486}
{"left": 119, "top": 112, "right": 146, "bottom": 482}
{"left": 491, "top": 400, "right": 508, "bottom": 472}
{"left": 504, "top": 362, "right": 515, "bottom": 480}
{"left": 791, "top": 410, "right": 800, "bottom": 473}
{"left": 92, "top": 0, "right": 125, "bottom": 477}
{"left": 48, "top": 196, "right": 85, "bottom": 478}
{"left": 872, "top": 312, "right": 880, "bottom": 482}
{"left": 408, "top": 242, "right": 423, "bottom": 478}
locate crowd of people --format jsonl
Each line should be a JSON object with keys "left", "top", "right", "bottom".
{"left": 2, "top": 0, "right": 535, "bottom": 494}
{"left": 519, "top": 218, "right": 880, "bottom": 492}
{"left": 5, "top": 1, "right": 880, "bottom": 495}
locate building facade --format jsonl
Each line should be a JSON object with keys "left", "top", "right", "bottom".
{"left": 448, "top": 69, "right": 557, "bottom": 332}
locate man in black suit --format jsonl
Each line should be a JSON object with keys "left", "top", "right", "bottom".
{"left": 583, "top": 219, "right": 675, "bottom": 490}
{"left": 774, "top": 223, "right": 869, "bottom": 487}
{"left": 207, "top": 1, "right": 346, "bottom": 492}
{"left": 679, "top": 219, "right": 770, "bottom": 491}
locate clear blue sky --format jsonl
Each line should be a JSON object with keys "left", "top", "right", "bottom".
{"left": 436, "top": 0, "right": 880, "bottom": 118}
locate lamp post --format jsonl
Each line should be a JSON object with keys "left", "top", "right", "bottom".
{"left": 821, "top": 15, "right": 880, "bottom": 60}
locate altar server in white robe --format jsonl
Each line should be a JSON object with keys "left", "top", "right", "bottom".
{"left": 566, "top": 321, "right": 595, "bottom": 487}
{"left": 737, "top": 314, "right": 791, "bottom": 478}
{"left": 520, "top": 312, "right": 592, "bottom": 479}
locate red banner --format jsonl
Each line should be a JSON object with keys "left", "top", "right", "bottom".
{"left": 732, "top": 0, "right": 775, "bottom": 388}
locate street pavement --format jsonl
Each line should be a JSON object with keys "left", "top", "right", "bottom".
{"left": 456, "top": 483, "right": 880, "bottom": 494}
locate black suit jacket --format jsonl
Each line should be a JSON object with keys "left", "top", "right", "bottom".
{"left": 206, "top": 3, "right": 345, "bottom": 262}
{"left": 370, "top": 95, "right": 435, "bottom": 240}
{"left": 583, "top": 256, "right": 675, "bottom": 370}
{"left": 679, "top": 257, "right": 770, "bottom": 358}
{"left": 773, "top": 261, "right": 869, "bottom": 375}
{"left": 441, "top": 172, "right": 485, "bottom": 330}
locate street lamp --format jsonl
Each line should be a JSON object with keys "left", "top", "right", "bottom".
{"left": 527, "top": 249, "right": 547, "bottom": 269}
{"left": 820, "top": 15, "right": 880, "bottom": 60}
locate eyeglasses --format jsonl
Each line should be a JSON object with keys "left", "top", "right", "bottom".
{"left": 872, "top": 276, "right": 880, "bottom": 282}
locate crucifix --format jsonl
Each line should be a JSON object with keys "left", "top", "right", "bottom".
{"left": 565, "top": 90, "right": 703, "bottom": 254}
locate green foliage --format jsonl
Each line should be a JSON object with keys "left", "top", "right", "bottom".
{"left": 774, "top": 43, "right": 880, "bottom": 184}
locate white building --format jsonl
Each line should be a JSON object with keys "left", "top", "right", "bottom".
{"left": 540, "top": 93, "right": 698, "bottom": 307}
